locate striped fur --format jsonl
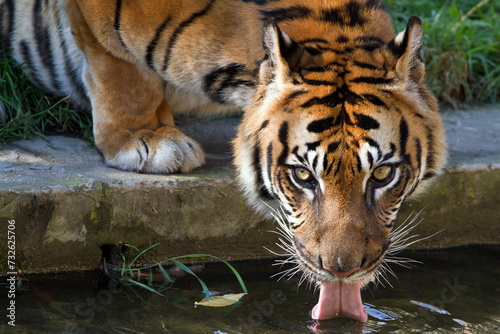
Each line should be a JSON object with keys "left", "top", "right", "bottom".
{"left": 1, "top": 0, "right": 446, "bottom": 290}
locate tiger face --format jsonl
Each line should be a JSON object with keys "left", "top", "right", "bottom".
{"left": 2, "top": 0, "right": 447, "bottom": 323}
{"left": 234, "top": 17, "right": 446, "bottom": 321}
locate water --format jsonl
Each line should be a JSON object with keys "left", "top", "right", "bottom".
{"left": 2, "top": 245, "right": 499, "bottom": 333}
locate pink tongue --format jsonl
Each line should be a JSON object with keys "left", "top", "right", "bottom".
{"left": 311, "top": 281, "right": 368, "bottom": 322}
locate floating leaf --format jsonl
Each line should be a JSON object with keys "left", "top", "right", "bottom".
{"left": 194, "top": 293, "right": 247, "bottom": 308}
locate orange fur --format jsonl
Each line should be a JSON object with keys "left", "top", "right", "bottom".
{"left": 1, "top": 0, "right": 446, "bottom": 296}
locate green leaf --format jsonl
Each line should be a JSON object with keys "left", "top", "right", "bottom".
{"left": 170, "top": 259, "right": 211, "bottom": 299}
{"left": 127, "top": 279, "right": 164, "bottom": 297}
{"left": 158, "top": 264, "right": 173, "bottom": 283}
{"left": 171, "top": 254, "right": 248, "bottom": 294}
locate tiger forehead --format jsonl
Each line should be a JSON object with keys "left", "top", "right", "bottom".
{"left": 268, "top": 0, "right": 394, "bottom": 43}
{"left": 280, "top": 48, "right": 396, "bottom": 133}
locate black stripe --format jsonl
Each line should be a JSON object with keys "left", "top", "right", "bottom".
{"left": 383, "top": 143, "right": 396, "bottom": 161}
{"left": 312, "top": 154, "right": 319, "bottom": 172}
{"left": 301, "top": 77, "right": 336, "bottom": 86}
{"left": 33, "top": 0, "right": 62, "bottom": 92}
{"left": 292, "top": 146, "right": 305, "bottom": 164}
{"left": 355, "top": 35, "right": 384, "bottom": 44}
{"left": 306, "top": 141, "right": 321, "bottom": 151}
{"left": 19, "top": 40, "right": 43, "bottom": 87}
{"left": 203, "top": 63, "right": 255, "bottom": 103}
{"left": 282, "top": 90, "right": 307, "bottom": 109}
{"left": 259, "top": 6, "right": 312, "bottom": 23}
{"left": 367, "top": 151, "right": 374, "bottom": 169}
{"left": 163, "top": 0, "right": 217, "bottom": 72}
{"left": 366, "top": 0, "right": 387, "bottom": 10}
{"left": 321, "top": 2, "right": 367, "bottom": 26}
{"left": 266, "top": 143, "right": 276, "bottom": 198}
{"left": 277, "top": 122, "right": 289, "bottom": 166}
{"left": 424, "top": 125, "right": 436, "bottom": 172}
{"left": 322, "top": 154, "right": 329, "bottom": 172}
{"left": 259, "top": 120, "right": 270, "bottom": 131}
{"left": 422, "top": 172, "right": 437, "bottom": 180}
{"left": 303, "top": 66, "right": 329, "bottom": 73}
{"left": 406, "top": 177, "right": 420, "bottom": 198}
{"left": 353, "top": 61, "right": 377, "bottom": 70}
{"left": 304, "top": 46, "right": 322, "bottom": 56}
{"left": 363, "top": 94, "right": 387, "bottom": 108}
{"left": 415, "top": 138, "right": 422, "bottom": 171}
{"left": 307, "top": 117, "right": 334, "bottom": 133}
{"left": 332, "top": 159, "right": 342, "bottom": 176}
{"left": 145, "top": 15, "right": 172, "bottom": 71}
{"left": 399, "top": 118, "right": 409, "bottom": 158}
{"left": 54, "top": 8, "right": 89, "bottom": 106}
{"left": 355, "top": 154, "right": 362, "bottom": 172}
{"left": 327, "top": 141, "right": 340, "bottom": 153}
{"left": 301, "top": 86, "right": 361, "bottom": 109}
{"left": 336, "top": 35, "right": 349, "bottom": 43}
{"left": 351, "top": 76, "right": 393, "bottom": 84}
{"left": 253, "top": 141, "right": 274, "bottom": 201}
{"left": 240, "top": 0, "right": 279, "bottom": 5}
{"left": 356, "top": 43, "right": 382, "bottom": 52}
{"left": 354, "top": 113, "right": 379, "bottom": 130}
{"left": 114, "top": 0, "right": 127, "bottom": 48}
{"left": 0, "top": 0, "right": 15, "bottom": 51}
{"left": 286, "top": 90, "right": 307, "bottom": 100}
{"left": 326, "top": 159, "right": 335, "bottom": 175}
{"left": 298, "top": 38, "right": 329, "bottom": 45}
{"left": 364, "top": 137, "right": 380, "bottom": 154}
{"left": 276, "top": 173, "right": 291, "bottom": 202}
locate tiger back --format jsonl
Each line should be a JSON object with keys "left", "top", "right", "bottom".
{"left": 0, "top": 0, "right": 446, "bottom": 322}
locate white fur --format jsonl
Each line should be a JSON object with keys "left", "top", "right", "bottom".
{"left": 106, "top": 135, "right": 204, "bottom": 173}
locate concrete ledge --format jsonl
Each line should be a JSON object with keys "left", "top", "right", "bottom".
{"left": 1, "top": 108, "right": 500, "bottom": 273}
{"left": 399, "top": 165, "right": 500, "bottom": 248}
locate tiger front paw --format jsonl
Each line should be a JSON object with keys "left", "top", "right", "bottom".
{"left": 99, "top": 126, "right": 205, "bottom": 173}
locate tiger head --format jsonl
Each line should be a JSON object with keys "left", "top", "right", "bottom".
{"left": 234, "top": 16, "right": 446, "bottom": 321}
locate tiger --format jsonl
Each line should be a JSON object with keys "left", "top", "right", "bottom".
{"left": 1, "top": 0, "right": 446, "bottom": 322}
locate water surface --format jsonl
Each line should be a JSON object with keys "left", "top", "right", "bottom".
{"left": 2, "top": 245, "right": 499, "bottom": 333}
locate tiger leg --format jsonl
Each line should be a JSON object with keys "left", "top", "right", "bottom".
{"left": 87, "top": 54, "right": 205, "bottom": 173}
{"left": 65, "top": 3, "right": 204, "bottom": 173}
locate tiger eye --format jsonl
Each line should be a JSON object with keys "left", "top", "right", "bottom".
{"left": 295, "top": 167, "right": 312, "bottom": 182}
{"left": 372, "top": 165, "right": 393, "bottom": 182}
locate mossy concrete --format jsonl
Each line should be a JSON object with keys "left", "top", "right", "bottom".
{"left": 399, "top": 165, "right": 500, "bottom": 248}
{"left": 1, "top": 109, "right": 500, "bottom": 273}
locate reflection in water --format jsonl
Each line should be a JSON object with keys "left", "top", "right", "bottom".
{"left": 1, "top": 245, "right": 499, "bottom": 333}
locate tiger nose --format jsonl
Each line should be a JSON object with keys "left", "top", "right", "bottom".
{"left": 324, "top": 266, "right": 360, "bottom": 278}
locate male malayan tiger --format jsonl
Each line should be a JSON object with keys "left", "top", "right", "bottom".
{"left": 1, "top": 0, "right": 446, "bottom": 322}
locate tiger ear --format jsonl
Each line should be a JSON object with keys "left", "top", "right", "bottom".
{"left": 392, "top": 16, "right": 425, "bottom": 84}
{"left": 260, "top": 20, "right": 302, "bottom": 85}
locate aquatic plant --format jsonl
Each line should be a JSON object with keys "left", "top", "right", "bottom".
{"left": 101, "top": 243, "right": 247, "bottom": 300}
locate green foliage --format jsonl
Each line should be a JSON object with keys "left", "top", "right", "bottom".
{"left": 102, "top": 243, "right": 248, "bottom": 299}
{"left": 387, "top": 0, "right": 500, "bottom": 107}
{"left": 0, "top": 52, "right": 92, "bottom": 145}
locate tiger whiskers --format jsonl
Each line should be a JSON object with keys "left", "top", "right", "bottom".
{"left": 263, "top": 204, "right": 307, "bottom": 285}
{"left": 375, "top": 210, "right": 443, "bottom": 287}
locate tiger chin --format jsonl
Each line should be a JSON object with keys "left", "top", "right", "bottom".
{"left": 1, "top": 0, "right": 446, "bottom": 323}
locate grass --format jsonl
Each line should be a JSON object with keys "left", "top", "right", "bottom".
{"left": 101, "top": 243, "right": 248, "bottom": 299}
{"left": 0, "top": 52, "right": 93, "bottom": 145}
{"left": 0, "top": 0, "right": 498, "bottom": 142}
{"left": 387, "top": 0, "right": 500, "bottom": 107}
